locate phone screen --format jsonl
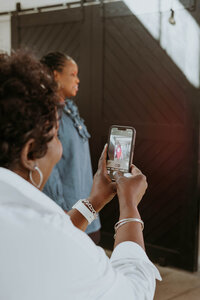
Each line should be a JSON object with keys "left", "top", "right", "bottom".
{"left": 106, "top": 126, "right": 136, "bottom": 179}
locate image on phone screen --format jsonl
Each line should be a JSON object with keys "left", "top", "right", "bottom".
{"left": 107, "top": 126, "right": 135, "bottom": 177}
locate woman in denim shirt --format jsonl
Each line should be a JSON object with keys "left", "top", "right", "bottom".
{"left": 41, "top": 52, "right": 101, "bottom": 243}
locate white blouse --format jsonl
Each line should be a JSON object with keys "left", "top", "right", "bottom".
{"left": 0, "top": 167, "right": 161, "bottom": 300}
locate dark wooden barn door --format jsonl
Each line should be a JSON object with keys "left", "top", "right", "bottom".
{"left": 11, "top": 1, "right": 200, "bottom": 271}
{"left": 96, "top": 2, "right": 200, "bottom": 272}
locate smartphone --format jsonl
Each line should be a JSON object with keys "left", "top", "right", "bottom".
{"left": 106, "top": 125, "right": 136, "bottom": 181}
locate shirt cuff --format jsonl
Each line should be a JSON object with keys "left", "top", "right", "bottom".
{"left": 110, "top": 241, "right": 162, "bottom": 281}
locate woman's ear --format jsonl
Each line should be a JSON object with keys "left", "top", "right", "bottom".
{"left": 20, "top": 139, "right": 36, "bottom": 171}
{"left": 53, "top": 70, "right": 60, "bottom": 83}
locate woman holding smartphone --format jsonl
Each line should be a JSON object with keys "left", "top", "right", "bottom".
{"left": 41, "top": 52, "right": 101, "bottom": 243}
{"left": 0, "top": 50, "right": 161, "bottom": 299}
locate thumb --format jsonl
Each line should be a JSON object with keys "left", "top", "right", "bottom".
{"left": 110, "top": 181, "right": 117, "bottom": 193}
{"left": 113, "top": 170, "right": 123, "bottom": 182}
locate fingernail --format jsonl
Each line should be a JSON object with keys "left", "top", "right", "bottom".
{"left": 124, "top": 173, "right": 132, "bottom": 178}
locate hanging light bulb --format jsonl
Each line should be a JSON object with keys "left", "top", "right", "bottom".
{"left": 169, "top": 9, "right": 176, "bottom": 25}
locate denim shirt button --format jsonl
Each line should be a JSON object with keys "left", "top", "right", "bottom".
{"left": 67, "top": 109, "right": 71, "bottom": 114}
{"left": 79, "top": 125, "right": 82, "bottom": 130}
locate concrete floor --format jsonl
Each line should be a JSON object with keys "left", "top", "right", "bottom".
{"left": 155, "top": 265, "right": 200, "bottom": 300}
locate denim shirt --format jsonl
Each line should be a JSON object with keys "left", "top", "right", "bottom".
{"left": 43, "top": 100, "right": 101, "bottom": 234}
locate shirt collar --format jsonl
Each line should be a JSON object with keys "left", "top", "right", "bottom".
{"left": 63, "top": 99, "right": 78, "bottom": 117}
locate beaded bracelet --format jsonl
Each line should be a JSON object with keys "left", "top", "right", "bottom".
{"left": 72, "top": 199, "right": 97, "bottom": 224}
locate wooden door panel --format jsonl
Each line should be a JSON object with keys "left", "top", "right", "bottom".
{"left": 96, "top": 2, "right": 199, "bottom": 271}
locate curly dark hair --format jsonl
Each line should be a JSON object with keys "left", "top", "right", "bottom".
{"left": 0, "top": 50, "right": 63, "bottom": 169}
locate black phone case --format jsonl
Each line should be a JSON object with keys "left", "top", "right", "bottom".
{"left": 106, "top": 125, "right": 136, "bottom": 180}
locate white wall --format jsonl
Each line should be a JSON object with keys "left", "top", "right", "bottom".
{"left": 0, "top": 15, "right": 11, "bottom": 53}
{"left": 124, "top": 0, "right": 200, "bottom": 88}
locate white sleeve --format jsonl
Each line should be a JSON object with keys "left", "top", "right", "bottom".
{"left": 0, "top": 208, "right": 161, "bottom": 300}
{"left": 56, "top": 216, "right": 161, "bottom": 300}
{"left": 108, "top": 242, "right": 162, "bottom": 300}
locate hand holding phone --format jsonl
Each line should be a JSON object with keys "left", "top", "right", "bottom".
{"left": 106, "top": 125, "right": 136, "bottom": 181}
